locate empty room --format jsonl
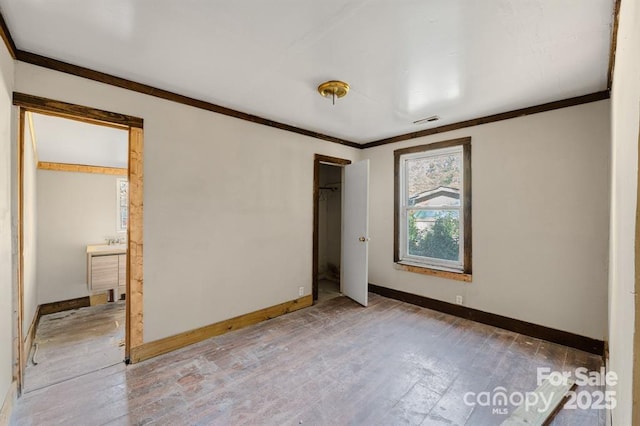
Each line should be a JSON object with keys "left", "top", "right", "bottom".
{"left": 0, "top": 0, "right": 638, "bottom": 425}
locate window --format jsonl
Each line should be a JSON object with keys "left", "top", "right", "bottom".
{"left": 394, "top": 137, "right": 471, "bottom": 279}
{"left": 117, "top": 178, "right": 129, "bottom": 233}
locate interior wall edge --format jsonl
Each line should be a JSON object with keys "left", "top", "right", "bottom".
{"left": 0, "top": 380, "right": 17, "bottom": 425}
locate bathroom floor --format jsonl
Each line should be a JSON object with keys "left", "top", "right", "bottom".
{"left": 22, "top": 301, "right": 125, "bottom": 393}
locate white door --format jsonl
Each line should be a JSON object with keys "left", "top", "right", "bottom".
{"left": 342, "top": 159, "right": 369, "bottom": 307}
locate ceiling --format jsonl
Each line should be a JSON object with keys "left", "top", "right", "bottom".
{"left": 30, "top": 112, "right": 128, "bottom": 168}
{"left": 2, "top": 1, "right": 614, "bottom": 144}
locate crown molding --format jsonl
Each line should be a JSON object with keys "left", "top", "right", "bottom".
{"left": 15, "top": 50, "right": 360, "bottom": 149}
{"left": 362, "top": 91, "right": 610, "bottom": 149}
{"left": 0, "top": 10, "right": 17, "bottom": 59}
{"left": 0, "top": 10, "right": 615, "bottom": 150}
{"left": 607, "top": 0, "right": 622, "bottom": 90}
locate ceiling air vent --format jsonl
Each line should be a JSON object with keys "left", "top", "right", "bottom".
{"left": 413, "top": 115, "right": 440, "bottom": 125}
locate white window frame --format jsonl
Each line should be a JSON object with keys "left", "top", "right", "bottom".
{"left": 116, "top": 178, "right": 129, "bottom": 233}
{"left": 398, "top": 145, "right": 464, "bottom": 272}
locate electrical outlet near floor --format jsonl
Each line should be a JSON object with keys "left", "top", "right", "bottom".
{"left": 299, "top": 287, "right": 304, "bottom": 297}
{"left": 455, "top": 295, "right": 463, "bottom": 305}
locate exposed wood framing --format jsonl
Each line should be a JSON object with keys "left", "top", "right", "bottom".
{"left": 26, "top": 112, "right": 38, "bottom": 163}
{"left": 37, "top": 161, "right": 127, "bottom": 176}
{"left": 130, "top": 295, "right": 313, "bottom": 363}
{"left": 127, "top": 127, "right": 144, "bottom": 355}
{"left": 16, "top": 109, "right": 25, "bottom": 393}
{"left": 14, "top": 94, "right": 144, "bottom": 370}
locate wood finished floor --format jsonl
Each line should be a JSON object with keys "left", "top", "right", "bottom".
{"left": 12, "top": 294, "right": 604, "bottom": 425}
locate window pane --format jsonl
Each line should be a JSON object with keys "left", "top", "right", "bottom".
{"left": 407, "top": 209, "right": 460, "bottom": 262}
{"left": 406, "top": 151, "right": 461, "bottom": 207}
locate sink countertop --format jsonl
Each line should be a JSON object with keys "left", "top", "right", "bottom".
{"left": 86, "top": 244, "right": 127, "bottom": 255}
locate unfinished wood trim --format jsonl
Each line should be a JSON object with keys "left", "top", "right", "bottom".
{"left": 15, "top": 51, "right": 359, "bottom": 148}
{"left": 130, "top": 295, "right": 313, "bottom": 363}
{"left": 393, "top": 263, "right": 472, "bottom": 282}
{"left": 607, "top": 0, "right": 622, "bottom": 90}
{"left": 369, "top": 284, "right": 606, "bottom": 355}
{"left": 37, "top": 161, "right": 128, "bottom": 176}
{"left": 13, "top": 92, "right": 144, "bottom": 128}
{"left": 26, "top": 112, "right": 38, "bottom": 164}
{"left": 127, "top": 127, "right": 144, "bottom": 354}
{"left": 0, "top": 381, "right": 17, "bottom": 425}
{"left": 39, "top": 296, "right": 91, "bottom": 316}
{"left": 16, "top": 108, "right": 25, "bottom": 394}
{"left": 16, "top": 97, "right": 144, "bottom": 368}
{"left": 0, "top": 11, "right": 16, "bottom": 59}
{"left": 313, "top": 154, "right": 352, "bottom": 300}
{"left": 363, "top": 91, "right": 610, "bottom": 149}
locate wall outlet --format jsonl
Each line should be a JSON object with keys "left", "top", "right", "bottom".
{"left": 299, "top": 287, "right": 304, "bottom": 297}
{"left": 455, "top": 295, "right": 463, "bottom": 305}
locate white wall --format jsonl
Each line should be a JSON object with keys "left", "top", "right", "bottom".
{"left": 608, "top": 0, "right": 640, "bottom": 423}
{"left": 15, "top": 62, "right": 361, "bottom": 342}
{"left": 364, "top": 100, "right": 610, "bottom": 340}
{"left": 36, "top": 170, "right": 125, "bottom": 304}
{"left": 0, "top": 43, "right": 14, "bottom": 410}
{"left": 22, "top": 114, "right": 37, "bottom": 335}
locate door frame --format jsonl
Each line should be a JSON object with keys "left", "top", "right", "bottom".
{"left": 312, "top": 154, "right": 351, "bottom": 301}
{"left": 12, "top": 93, "right": 145, "bottom": 393}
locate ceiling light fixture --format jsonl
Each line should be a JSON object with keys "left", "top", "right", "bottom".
{"left": 318, "top": 80, "right": 350, "bottom": 105}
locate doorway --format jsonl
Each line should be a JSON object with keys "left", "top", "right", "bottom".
{"left": 312, "top": 155, "right": 351, "bottom": 302}
{"left": 317, "top": 164, "right": 342, "bottom": 301}
{"left": 13, "top": 93, "right": 144, "bottom": 394}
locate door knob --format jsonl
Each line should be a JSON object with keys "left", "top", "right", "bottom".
{"left": 359, "top": 236, "right": 369, "bottom": 242}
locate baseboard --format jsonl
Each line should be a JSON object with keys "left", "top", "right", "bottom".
{"left": 39, "top": 296, "right": 90, "bottom": 316}
{"left": 369, "top": 284, "right": 605, "bottom": 356}
{"left": 130, "top": 295, "right": 313, "bottom": 363}
{"left": 23, "top": 305, "right": 40, "bottom": 368}
{"left": 0, "top": 381, "right": 17, "bottom": 426}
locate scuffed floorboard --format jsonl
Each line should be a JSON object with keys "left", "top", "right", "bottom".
{"left": 22, "top": 301, "right": 125, "bottom": 393}
{"left": 12, "top": 295, "right": 603, "bottom": 425}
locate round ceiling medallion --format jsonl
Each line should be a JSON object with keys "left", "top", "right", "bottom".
{"left": 317, "top": 80, "right": 350, "bottom": 100}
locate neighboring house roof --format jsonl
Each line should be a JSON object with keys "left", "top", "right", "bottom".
{"left": 409, "top": 186, "right": 459, "bottom": 207}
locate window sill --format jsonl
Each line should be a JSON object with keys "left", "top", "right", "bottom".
{"left": 394, "top": 262, "right": 472, "bottom": 282}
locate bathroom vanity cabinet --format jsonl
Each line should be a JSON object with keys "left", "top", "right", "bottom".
{"left": 86, "top": 244, "right": 127, "bottom": 300}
